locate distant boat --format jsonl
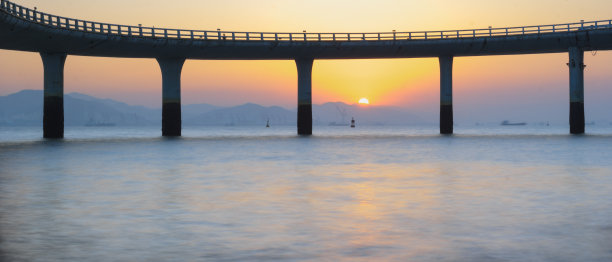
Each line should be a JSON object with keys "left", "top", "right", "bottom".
{"left": 351, "top": 117, "right": 355, "bottom": 128}
{"left": 501, "top": 120, "right": 526, "bottom": 126}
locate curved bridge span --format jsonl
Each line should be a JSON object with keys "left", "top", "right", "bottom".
{"left": 1, "top": 0, "right": 611, "bottom": 137}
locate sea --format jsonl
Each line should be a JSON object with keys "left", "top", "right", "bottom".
{"left": 1, "top": 124, "right": 612, "bottom": 262}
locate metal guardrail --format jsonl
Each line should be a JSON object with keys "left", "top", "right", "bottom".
{"left": 1, "top": 0, "right": 611, "bottom": 42}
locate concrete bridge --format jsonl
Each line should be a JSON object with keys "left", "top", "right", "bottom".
{"left": 1, "top": 0, "right": 612, "bottom": 138}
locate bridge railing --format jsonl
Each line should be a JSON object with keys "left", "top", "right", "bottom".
{"left": 1, "top": 0, "right": 611, "bottom": 42}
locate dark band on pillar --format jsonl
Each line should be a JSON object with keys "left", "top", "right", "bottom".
{"left": 162, "top": 102, "right": 181, "bottom": 136}
{"left": 43, "top": 96, "right": 64, "bottom": 138}
{"left": 570, "top": 102, "right": 584, "bottom": 134}
{"left": 440, "top": 104, "right": 453, "bottom": 134}
{"left": 297, "top": 104, "right": 312, "bottom": 135}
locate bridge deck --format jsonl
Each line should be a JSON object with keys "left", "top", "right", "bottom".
{"left": 1, "top": 0, "right": 612, "bottom": 59}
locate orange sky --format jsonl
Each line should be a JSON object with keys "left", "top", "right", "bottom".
{"left": 1, "top": 0, "right": 612, "bottom": 122}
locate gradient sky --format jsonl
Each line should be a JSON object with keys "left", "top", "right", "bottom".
{"left": 1, "top": 0, "right": 612, "bottom": 123}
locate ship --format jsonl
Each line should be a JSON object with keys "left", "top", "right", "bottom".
{"left": 501, "top": 120, "right": 526, "bottom": 126}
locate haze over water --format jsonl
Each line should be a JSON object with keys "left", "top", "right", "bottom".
{"left": 1, "top": 125, "right": 612, "bottom": 261}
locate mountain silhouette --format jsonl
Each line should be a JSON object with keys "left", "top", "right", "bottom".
{"left": 0, "top": 90, "right": 426, "bottom": 126}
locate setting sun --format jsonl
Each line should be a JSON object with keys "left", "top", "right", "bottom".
{"left": 358, "top": 98, "right": 370, "bottom": 105}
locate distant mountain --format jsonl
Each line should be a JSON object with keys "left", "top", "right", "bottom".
{"left": 0, "top": 90, "right": 427, "bottom": 126}
{"left": 0, "top": 90, "right": 231, "bottom": 126}
{"left": 0, "top": 90, "right": 159, "bottom": 126}
{"left": 0, "top": 90, "right": 43, "bottom": 126}
{"left": 183, "top": 103, "right": 222, "bottom": 120}
{"left": 65, "top": 92, "right": 160, "bottom": 125}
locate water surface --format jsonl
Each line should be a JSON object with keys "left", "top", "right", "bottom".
{"left": 1, "top": 125, "right": 612, "bottom": 261}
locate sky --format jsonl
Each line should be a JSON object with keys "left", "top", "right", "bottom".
{"left": 1, "top": 0, "right": 612, "bottom": 123}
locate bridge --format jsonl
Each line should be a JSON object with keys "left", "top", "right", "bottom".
{"left": 1, "top": 0, "right": 612, "bottom": 138}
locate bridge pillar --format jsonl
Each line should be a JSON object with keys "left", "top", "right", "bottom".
{"left": 157, "top": 58, "right": 186, "bottom": 137}
{"left": 568, "top": 47, "right": 585, "bottom": 134}
{"left": 296, "top": 58, "right": 314, "bottom": 135}
{"left": 439, "top": 55, "right": 453, "bottom": 134}
{"left": 41, "top": 53, "right": 67, "bottom": 139}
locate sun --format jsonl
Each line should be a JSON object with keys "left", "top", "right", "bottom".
{"left": 358, "top": 98, "right": 370, "bottom": 105}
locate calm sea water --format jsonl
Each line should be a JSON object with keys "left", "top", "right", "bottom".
{"left": 1, "top": 125, "right": 612, "bottom": 261}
